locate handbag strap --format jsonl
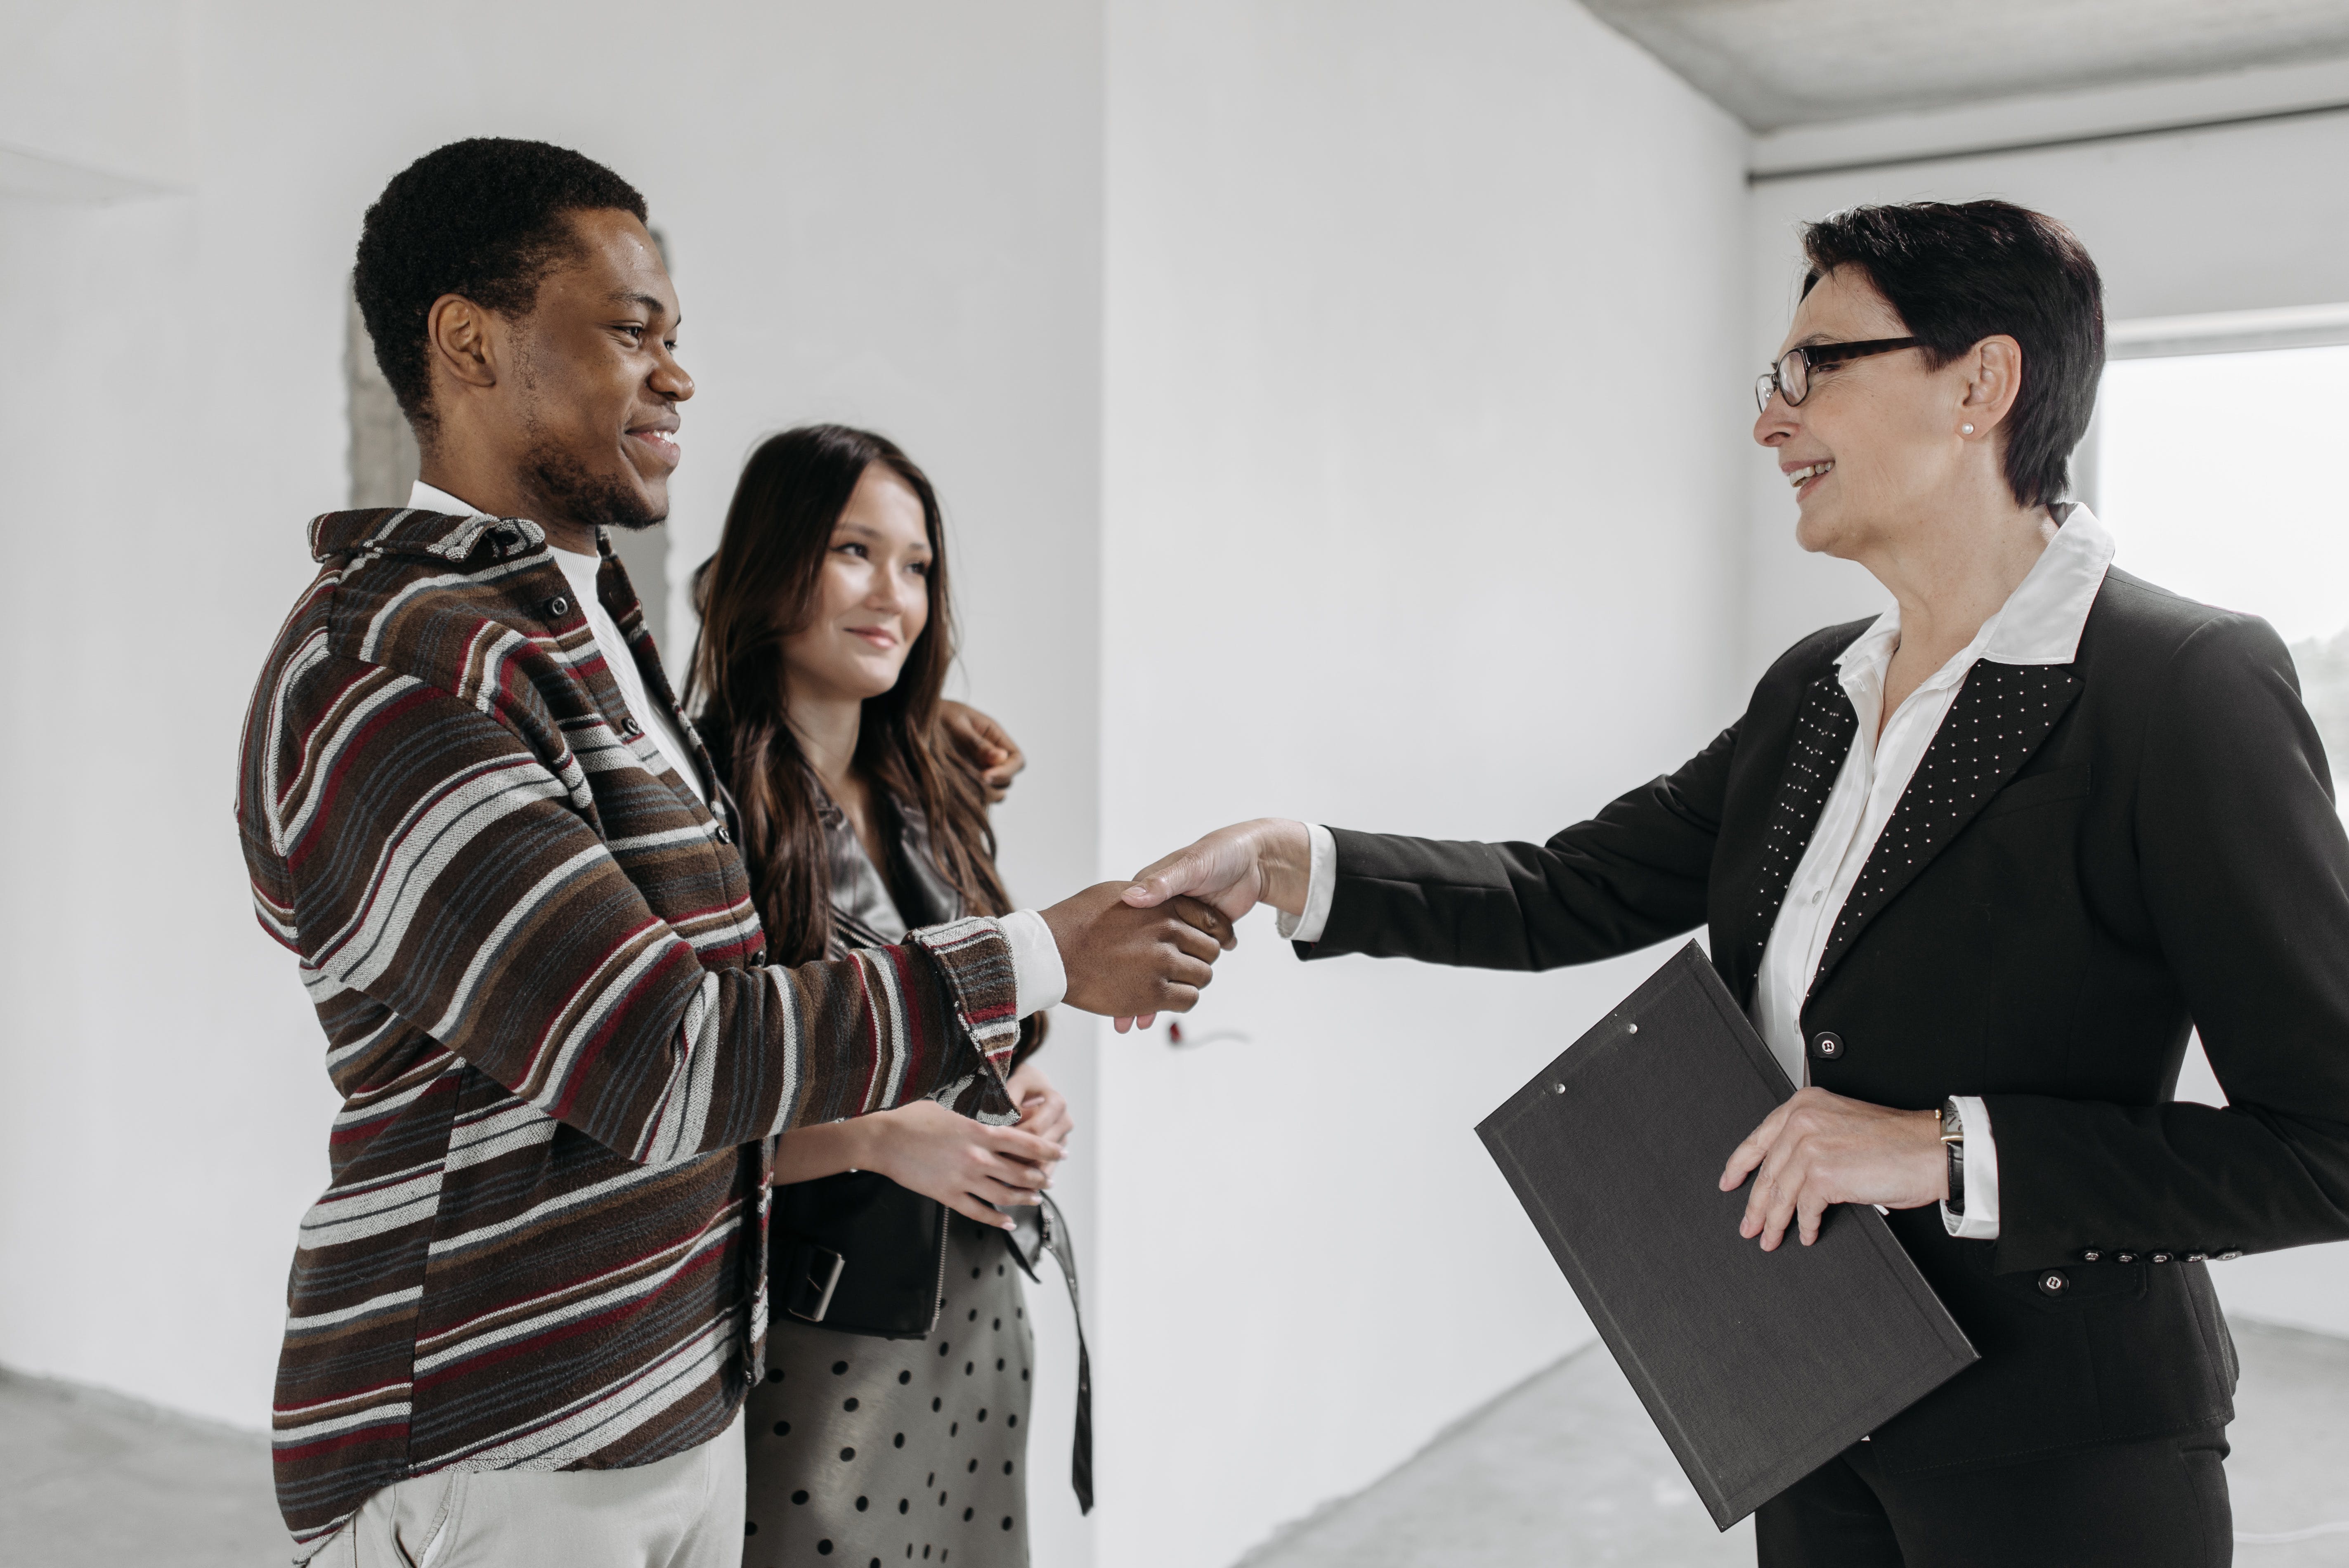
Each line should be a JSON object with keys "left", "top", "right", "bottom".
{"left": 1006, "top": 1193, "right": 1092, "bottom": 1514}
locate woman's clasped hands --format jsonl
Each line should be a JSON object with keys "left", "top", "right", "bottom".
{"left": 782, "top": 1060, "right": 1073, "bottom": 1232}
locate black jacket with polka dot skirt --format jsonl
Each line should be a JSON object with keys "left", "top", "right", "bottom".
{"left": 1295, "top": 568, "right": 2349, "bottom": 1478}
{"left": 739, "top": 782, "right": 1048, "bottom": 1566}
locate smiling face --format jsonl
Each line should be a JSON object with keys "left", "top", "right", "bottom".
{"left": 776, "top": 463, "right": 936, "bottom": 706}
{"left": 507, "top": 208, "right": 693, "bottom": 531}
{"left": 1753, "top": 266, "right": 1980, "bottom": 561}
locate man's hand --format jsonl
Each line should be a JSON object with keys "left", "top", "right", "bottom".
{"left": 1120, "top": 818, "right": 1314, "bottom": 924}
{"left": 1042, "top": 881, "right": 1230, "bottom": 1020}
{"left": 1718, "top": 1087, "right": 1948, "bottom": 1250}
{"left": 939, "top": 700, "right": 1026, "bottom": 804}
{"left": 1006, "top": 1058, "right": 1073, "bottom": 1149}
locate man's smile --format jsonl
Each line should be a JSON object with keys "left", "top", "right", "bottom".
{"left": 627, "top": 422, "right": 681, "bottom": 467}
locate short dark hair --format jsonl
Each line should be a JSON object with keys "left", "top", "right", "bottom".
{"left": 1800, "top": 201, "right": 2104, "bottom": 510}
{"left": 353, "top": 137, "right": 647, "bottom": 432}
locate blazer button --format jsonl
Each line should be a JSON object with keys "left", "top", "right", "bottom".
{"left": 547, "top": 595, "right": 571, "bottom": 618}
{"left": 2038, "top": 1271, "right": 2069, "bottom": 1296}
{"left": 2217, "top": 1250, "right": 2244, "bottom": 1261}
{"left": 2151, "top": 1253, "right": 2172, "bottom": 1264}
{"left": 2115, "top": 1252, "right": 2137, "bottom": 1264}
{"left": 1808, "top": 1031, "right": 1844, "bottom": 1061}
{"left": 2080, "top": 1250, "right": 2101, "bottom": 1263}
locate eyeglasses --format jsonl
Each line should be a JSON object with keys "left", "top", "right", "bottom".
{"left": 1755, "top": 337, "right": 1921, "bottom": 413}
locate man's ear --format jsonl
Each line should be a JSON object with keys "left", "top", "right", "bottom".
{"left": 426, "top": 294, "right": 502, "bottom": 392}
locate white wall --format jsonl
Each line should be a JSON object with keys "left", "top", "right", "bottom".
{"left": 0, "top": 0, "right": 337, "bottom": 1452}
{"left": 1741, "top": 97, "right": 2349, "bottom": 1340}
{"left": 0, "top": 5, "right": 1106, "bottom": 1561}
{"left": 1097, "top": 4, "right": 1751, "bottom": 1563}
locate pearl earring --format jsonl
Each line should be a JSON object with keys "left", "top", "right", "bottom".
{"left": 1961, "top": 423, "right": 1975, "bottom": 435}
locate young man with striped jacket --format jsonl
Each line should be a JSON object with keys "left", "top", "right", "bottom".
{"left": 237, "top": 138, "right": 1222, "bottom": 1566}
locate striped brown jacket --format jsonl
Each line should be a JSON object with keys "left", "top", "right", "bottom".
{"left": 235, "top": 508, "right": 1020, "bottom": 1558}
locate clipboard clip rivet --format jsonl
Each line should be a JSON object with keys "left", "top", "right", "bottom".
{"left": 1626, "top": 1023, "right": 1639, "bottom": 1035}
{"left": 1550, "top": 1082, "right": 1567, "bottom": 1095}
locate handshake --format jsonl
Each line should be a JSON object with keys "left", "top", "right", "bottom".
{"left": 1035, "top": 818, "right": 1313, "bottom": 1025}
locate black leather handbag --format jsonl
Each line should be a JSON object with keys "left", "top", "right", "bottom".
{"left": 771, "top": 1170, "right": 950, "bottom": 1339}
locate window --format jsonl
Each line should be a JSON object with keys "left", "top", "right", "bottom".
{"left": 2095, "top": 333, "right": 2349, "bottom": 777}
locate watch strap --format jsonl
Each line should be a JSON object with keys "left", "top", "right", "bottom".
{"left": 1940, "top": 1096, "right": 1966, "bottom": 1215}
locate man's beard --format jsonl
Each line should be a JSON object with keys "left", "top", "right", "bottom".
{"left": 519, "top": 432, "right": 665, "bottom": 533}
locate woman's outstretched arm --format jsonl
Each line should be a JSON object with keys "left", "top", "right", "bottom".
{"left": 1123, "top": 723, "right": 1739, "bottom": 973}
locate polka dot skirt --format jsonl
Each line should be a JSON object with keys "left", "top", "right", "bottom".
{"left": 744, "top": 1214, "right": 1034, "bottom": 1567}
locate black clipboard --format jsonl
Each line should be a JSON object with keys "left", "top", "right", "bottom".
{"left": 1477, "top": 942, "right": 1978, "bottom": 1529}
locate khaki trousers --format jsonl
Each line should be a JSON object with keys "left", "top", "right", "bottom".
{"left": 316, "top": 1410, "right": 746, "bottom": 1568}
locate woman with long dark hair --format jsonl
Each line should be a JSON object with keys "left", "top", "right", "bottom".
{"left": 691, "top": 425, "right": 1075, "bottom": 1568}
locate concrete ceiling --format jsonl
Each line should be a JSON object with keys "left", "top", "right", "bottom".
{"left": 1580, "top": 0, "right": 2349, "bottom": 130}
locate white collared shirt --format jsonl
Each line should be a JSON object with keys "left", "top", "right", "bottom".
{"left": 1287, "top": 507, "right": 2118, "bottom": 1241}
{"left": 402, "top": 481, "right": 1068, "bottom": 1016}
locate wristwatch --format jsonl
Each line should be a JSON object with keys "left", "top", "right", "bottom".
{"left": 1940, "top": 1097, "right": 1966, "bottom": 1216}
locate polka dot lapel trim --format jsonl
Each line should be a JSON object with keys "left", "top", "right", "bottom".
{"left": 1812, "top": 661, "right": 2082, "bottom": 985}
{"left": 1744, "top": 673, "right": 1860, "bottom": 980}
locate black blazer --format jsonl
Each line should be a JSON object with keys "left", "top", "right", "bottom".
{"left": 1307, "top": 569, "right": 2349, "bottom": 1473}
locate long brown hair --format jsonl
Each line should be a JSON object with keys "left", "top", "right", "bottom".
{"left": 687, "top": 424, "right": 1010, "bottom": 963}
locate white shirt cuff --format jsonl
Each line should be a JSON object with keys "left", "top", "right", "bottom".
{"left": 1275, "top": 822, "right": 1338, "bottom": 945}
{"left": 1000, "top": 909, "right": 1066, "bottom": 1018}
{"left": 1941, "top": 1094, "right": 2001, "bottom": 1240}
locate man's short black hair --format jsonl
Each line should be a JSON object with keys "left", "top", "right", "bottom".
{"left": 1800, "top": 201, "right": 2104, "bottom": 510}
{"left": 354, "top": 137, "right": 647, "bottom": 432}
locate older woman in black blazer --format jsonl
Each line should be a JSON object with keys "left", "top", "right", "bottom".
{"left": 1123, "top": 201, "right": 2349, "bottom": 1566}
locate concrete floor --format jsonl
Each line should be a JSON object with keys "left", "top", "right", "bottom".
{"left": 0, "top": 1367, "right": 282, "bottom": 1567}
{"left": 1237, "top": 1318, "right": 2349, "bottom": 1568}
{"left": 3, "top": 1320, "right": 2345, "bottom": 1567}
